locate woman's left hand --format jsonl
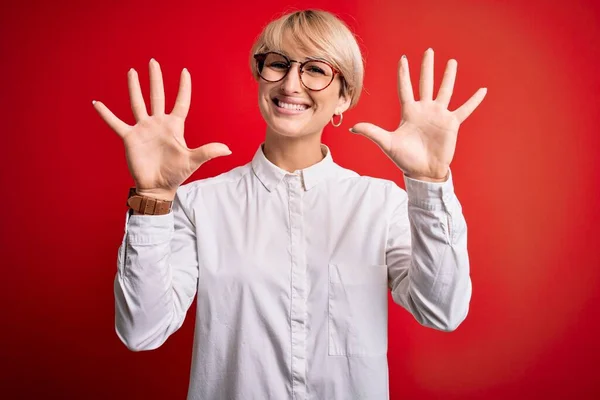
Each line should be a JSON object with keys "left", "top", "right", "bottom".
{"left": 350, "top": 48, "right": 487, "bottom": 182}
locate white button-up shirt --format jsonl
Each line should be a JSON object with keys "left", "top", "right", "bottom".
{"left": 114, "top": 142, "right": 471, "bottom": 400}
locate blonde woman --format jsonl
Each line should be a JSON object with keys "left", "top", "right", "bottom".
{"left": 93, "top": 9, "right": 486, "bottom": 400}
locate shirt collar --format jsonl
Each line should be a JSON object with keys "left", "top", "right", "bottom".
{"left": 251, "top": 142, "right": 338, "bottom": 192}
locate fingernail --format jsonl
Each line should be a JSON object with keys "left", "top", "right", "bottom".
{"left": 401, "top": 54, "right": 406, "bottom": 59}
{"left": 150, "top": 58, "right": 155, "bottom": 64}
{"left": 349, "top": 128, "right": 356, "bottom": 134}
{"left": 92, "top": 100, "right": 96, "bottom": 105}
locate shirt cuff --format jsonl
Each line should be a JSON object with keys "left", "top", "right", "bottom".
{"left": 124, "top": 209, "right": 174, "bottom": 244}
{"left": 403, "top": 168, "right": 455, "bottom": 210}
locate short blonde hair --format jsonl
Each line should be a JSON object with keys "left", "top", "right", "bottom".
{"left": 249, "top": 9, "right": 364, "bottom": 108}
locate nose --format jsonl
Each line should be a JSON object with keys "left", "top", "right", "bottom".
{"left": 280, "top": 63, "right": 303, "bottom": 93}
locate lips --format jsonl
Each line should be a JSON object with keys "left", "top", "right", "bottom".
{"left": 272, "top": 96, "right": 311, "bottom": 110}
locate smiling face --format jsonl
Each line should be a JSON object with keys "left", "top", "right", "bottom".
{"left": 256, "top": 33, "right": 351, "bottom": 139}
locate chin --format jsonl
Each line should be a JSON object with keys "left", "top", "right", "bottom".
{"left": 269, "top": 121, "right": 310, "bottom": 138}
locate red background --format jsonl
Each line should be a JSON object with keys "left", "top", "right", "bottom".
{"left": 1, "top": 0, "right": 599, "bottom": 398}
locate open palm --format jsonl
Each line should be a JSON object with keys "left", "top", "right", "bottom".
{"left": 351, "top": 48, "right": 487, "bottom": 182}
{"left": 92, "top": 58, "right": 231, "bottom": 200}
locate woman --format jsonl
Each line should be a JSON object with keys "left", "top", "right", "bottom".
{"left": 93, "top": 9, "right": 486, "bottom": 400}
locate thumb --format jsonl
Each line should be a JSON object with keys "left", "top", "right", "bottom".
{"left": 349, "top": 122, "right": 392, "bottom": 152}
{"left": 190, "top": 142, "right": 232, "bottom": 168}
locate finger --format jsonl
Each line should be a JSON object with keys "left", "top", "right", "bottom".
{"left": 92, "top": 100, "right": 131, "bottom": 139}
{"left": 349, "top": 123, "right": 393, "bottom": 153}
{"left": 419, "top": 48, "right": 434, "bottom": 101}
{"left": 171, "top": 68, "right": 191, "bottom": 119}
{"left": 397, "top": 55, "right": 414, "bottom": 105}
{"left": 128, "top": 68, "right": 149, "bottom": 121}
{"left": 435, "top": 59, "right": 457, "bottom": 109}
{"left": 453, "top": 88, "right": 488, "bottom": 124}
{"left": 149, "top": 58, "right": 165, "bottom": 116}
{"left": 189, "top": 142, "right": 232, "bottom": 169}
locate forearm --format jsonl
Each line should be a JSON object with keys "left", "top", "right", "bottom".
{"left": 114, "top": 206, "right": 197, "bottom": 351}
{"left": 388, "top": 169, "right": 472, "bottom": 331}
{"left": 391, "top": 196, "right": 471, "bottom": 331}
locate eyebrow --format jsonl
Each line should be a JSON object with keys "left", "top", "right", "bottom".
{"left": 278, "top": 51, "right": 328, "bottom": 63}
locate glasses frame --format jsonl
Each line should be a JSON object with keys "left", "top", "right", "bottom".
{"left": 253, "top": 51, "right": 340, "bottom": 92}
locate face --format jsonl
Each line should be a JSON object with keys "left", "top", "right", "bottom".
{"left": 256, "top": 33, "right": 351, "bottom": 139}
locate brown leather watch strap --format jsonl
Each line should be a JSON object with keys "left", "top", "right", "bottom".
{"left": 126, "top": 187, "right": 173, "bottom": 215}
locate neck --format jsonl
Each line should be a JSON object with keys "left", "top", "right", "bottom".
{"left": 263, "top": 130, "right": 325, "bottom": 173}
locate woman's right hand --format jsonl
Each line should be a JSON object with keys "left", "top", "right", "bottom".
{"left": 93, "top": 58, "right": 232, "bottom": 200}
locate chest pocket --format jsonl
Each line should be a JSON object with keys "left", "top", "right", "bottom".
{"left": 328, "top": 263, "right": 388, "bottom": 356}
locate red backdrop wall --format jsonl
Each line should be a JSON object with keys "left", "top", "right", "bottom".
{"left": 1, "top": 0, "right": 599, "bottom": 398}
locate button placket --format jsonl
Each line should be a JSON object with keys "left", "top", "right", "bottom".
{"left": 287, "top": 174, "right": 307, "bottom": 400}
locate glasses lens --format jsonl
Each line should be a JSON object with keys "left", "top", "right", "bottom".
{"left": 259, "top": 53, "right": 289, "bottom": 82}
{"left": 301, "top": 60, "right": 334, "bottom": 90}
{"left": 256, "top": 52, "right": 336, "bottom": 90}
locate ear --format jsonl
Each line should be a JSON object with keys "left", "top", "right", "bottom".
{"left": 336, "top": 93, "right": 352, "bottom": 115}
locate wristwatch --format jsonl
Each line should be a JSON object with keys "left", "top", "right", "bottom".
{"left": 126, "top": 187, "right": 173, "bottom": 215}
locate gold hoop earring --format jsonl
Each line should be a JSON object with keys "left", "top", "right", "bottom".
{"left": 331, "top": 112, "right": 343, "bottom": 127}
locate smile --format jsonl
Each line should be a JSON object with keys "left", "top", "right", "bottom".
{"left": 272, "top": 98, "right": 310, "bottom": 114}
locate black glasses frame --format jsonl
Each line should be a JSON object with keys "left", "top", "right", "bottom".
{"left": 253, "top": 51, "right": 340, "bottom": 91}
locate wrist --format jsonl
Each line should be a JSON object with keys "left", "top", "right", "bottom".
{"left": 405, "top": 175, "right": 447, "bottom": 183}
{"left": 404, "top": 169, "right": 449, "bottom": 183}
{"left": 135, "top": 188, "right": 177, "bottom": 201}
{"left": 127, "top": 187, "right": 175, "bottom": 216}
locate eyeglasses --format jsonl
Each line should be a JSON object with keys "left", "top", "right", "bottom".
{"left": 253, "top": 51, "right": 340, "bottom": 91}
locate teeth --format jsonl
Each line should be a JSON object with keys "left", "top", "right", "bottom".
{"left": 277, "top": 100, "right": 308, "bottom": 111}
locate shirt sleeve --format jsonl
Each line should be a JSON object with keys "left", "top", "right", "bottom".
{"left": 114, "top": 184, "right": 199, "bottom": 350}
{"left": 386, "top": 168, "right": 472, "bottom": 331}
